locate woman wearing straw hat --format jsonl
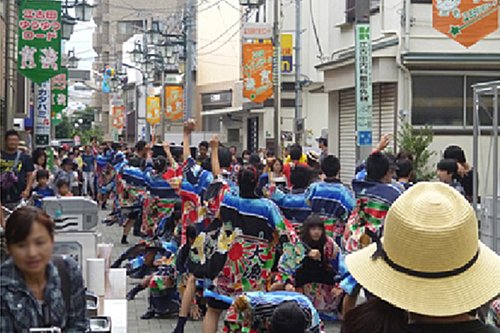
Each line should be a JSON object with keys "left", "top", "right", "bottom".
{"left": 345, "top": 182, "right": 500, "bottom": 333}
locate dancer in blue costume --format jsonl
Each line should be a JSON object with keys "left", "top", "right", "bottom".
{"left": 305, "top": 155, "right": 355, "bottom": 246}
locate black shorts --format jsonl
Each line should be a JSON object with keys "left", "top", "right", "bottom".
{"left": 206, "top": 297, "right": 231, "bottom": 310}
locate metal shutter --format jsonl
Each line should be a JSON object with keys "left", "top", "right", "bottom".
{"left": 339, "top": 88, "right": 356, "bottom": 185}
{"left": 372, "top": 83, "right": 397, "bottom": 151}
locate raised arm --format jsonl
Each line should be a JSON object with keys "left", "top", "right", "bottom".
{"left": 163, "top": 141, "right": 177, "bottom": 169}
{"left": 183, "top": 119, "right": 195, "bottom": 163}
{"left": 210, "top": 135, "right": 221, "bottom": 178}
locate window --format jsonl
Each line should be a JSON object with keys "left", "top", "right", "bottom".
{"left": 412, "top": 75, "right": 498, "bottom": 127}
{"left": 465, "top": 76, "right": 496, "bottom": 126}
{"left": 117, "top": 21, "right": 142, "bottom": 35}
{"left": 412, "top": 75, "right": 464, "bottom": 126}
{"left": 227, "top": 129, "right": 240, "bottom": 143}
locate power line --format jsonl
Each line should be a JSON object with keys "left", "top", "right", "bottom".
{"left": 309, "top": 0, "right": 324, "bottom": 60}
{"left": 197, "top": 11, "right": 246, "bottom": 51}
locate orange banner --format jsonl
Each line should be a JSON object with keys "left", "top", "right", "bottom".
{"left": 146, "top": 96, "right": 161, "bottom": 125}
{"left": 432, "top": 0, "right": 498, "bottom": 48}
{"left": 111, "top": 105, "right": 125, "bottom": 130}
{"left": 242, "top": 43, "right": 273, "bottom": 104}
{"left": 165, "top": 86, "right": 184, "bottom": 121}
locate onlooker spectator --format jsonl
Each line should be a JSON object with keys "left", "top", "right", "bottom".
{"left": 54, "top": 158, "right": 78, "bottom": 195}
{"left": 443, "top": 145, "right": 474, "bottom": 202}
{"left": 345, "top": 182, "right": 500, "bottom": 333}
{"left": 56, "top": 178, "right": 73, "bottom": 197}
{"left": 82, "top": 145, "right": 96, "bottom": 197}
{"left": 0, "top": 130, "right": 35, "bottom": 206}
{"left": 0, "top": 207, "right": 87, "bottom": 331}
{"left": 32, "top": 148, "right": 47, "bottom": 171}
{"left": 437, "top": 158, "right": 466, "bottom": 197}
{"left": 342, "top": 298, "right": 410, "bottom": 333}
{"left": 317, "top": 136, "right": 328, "bottom": 164}
{"left": 33, "top": 170, "right": 55, "bottom": 207}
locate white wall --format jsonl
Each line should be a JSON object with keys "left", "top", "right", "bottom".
{"left": 303, "top": 91, "right": 328, "bottom": 147}
{"left": 196, "top": 0, "right": 242, "bottom": 85}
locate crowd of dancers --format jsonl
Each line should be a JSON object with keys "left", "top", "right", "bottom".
{"left": 82, "top": 120, "right": 499, "bottom": 333}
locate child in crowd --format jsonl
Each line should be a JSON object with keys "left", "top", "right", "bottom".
{"left": 33, "top": 169, "right": 55, "bottom": 207}
{"left": 436, "top": 159, "right": 465, "bottom": 196}
{"left": 56, "top": 178, "right": 73, "bottom": 197}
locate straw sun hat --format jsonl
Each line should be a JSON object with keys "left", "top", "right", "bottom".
{"left": 346, "top": 182, "right": 500, "bottom": 317}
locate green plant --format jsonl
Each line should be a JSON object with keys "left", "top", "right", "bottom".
{"left": 397, "top": 119, "right": 436, "bottom": 181}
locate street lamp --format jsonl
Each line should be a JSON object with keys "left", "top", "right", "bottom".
{"left": 67, "top": 49, "right": 80, "bottom": 68}
{"left": 78, "top": 118, "right": 84, "bottom": 124}
{"left": 129, "top": 42, "right": 143, "bottom": 64}
{"left": 61, "top": 12, "right": 77, "bottom": 40}
{"left": 74, "top": 0, "right": 95, "bottom": 22}
{"left": 146, "top": 25, "right": 163, "bottom": 45}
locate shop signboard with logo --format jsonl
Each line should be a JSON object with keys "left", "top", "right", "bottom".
{"left": 432, "top": 0, "right": 499, "bottom": 47}
{"left": 35, "top": 81, "right": 51, "bottom": 147}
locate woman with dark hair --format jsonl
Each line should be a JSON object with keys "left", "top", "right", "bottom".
{"left": 32, "top": 148, "right": 47, "bottom": 170}
{"left": 200, "top": 138, "right": 302, "bottom": 333}
{"left": 295, "top": 214, "right": 344, "bottom": 320}
{"left": 0, "top": 207, "right": 87, "bottom": 332}
{"left": 341, "top": 298, "right": 410, "bottom": 333}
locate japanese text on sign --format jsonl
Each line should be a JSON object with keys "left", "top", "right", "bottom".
{"left": 35, "top": 81, "right": 51, "bottom": 147}
{"left": 17, "top": 0, "right": 62, "bottom": 84}
{"left": 355, "top": 24, "right": 372, "bottom": 146}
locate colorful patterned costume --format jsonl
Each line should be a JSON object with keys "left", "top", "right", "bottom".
{"left": 201, "top": 193, "right": 302, "bottom": 298}
{"left": 223, "top": 291, "right": 322, "bottom": 333}
{"left": 268, "top": 187, "right": 312, "bottom": 232}
{"left": 305, "top": 180, "right": 355, "bottom": 245}
{"left": 294, "top": 237, "right": 343, "bottom": 320}
{"left": 343, "top": 179, "right": 402, "bottom": 253}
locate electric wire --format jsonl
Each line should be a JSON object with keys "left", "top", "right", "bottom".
{"left": 309, "top": 0, "right": 324, "bottom": 60}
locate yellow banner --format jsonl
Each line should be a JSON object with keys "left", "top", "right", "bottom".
{"left": 146, "top": 96, "right": 161, "bottom": 125}
{"left": 165, "top": 86, "right": 184, "bottom": 121}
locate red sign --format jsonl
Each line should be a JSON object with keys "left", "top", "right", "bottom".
{"left": 433, "top": 0, "right": 499, "bottom": 47}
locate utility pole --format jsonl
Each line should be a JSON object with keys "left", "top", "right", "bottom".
{"left": 294, "top": 0, "right": 302, "bottom": 145}
{"left": 5, "top": 0, "right": 17, "bottom": 132}
{"left": 184, "top": 0, "right": 195, "bottom": 121}
{"left": 273, "top": 0, "right": 282, "bottom": 157}
{"left": 143, "top": 19, "right": 151, "bottom": 142}
{"left": 355, "top": 0, "right": 372, "bottom": 163}
{"left": 160, "top": 70, "right": 165, "bottom": 141}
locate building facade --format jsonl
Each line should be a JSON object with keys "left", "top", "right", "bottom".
{"left": 317, "top": 0, "right": 500, "bottom": 188}
{"left": 196, "top": 0, "right": 330, "bottom": 153}
{"left": 91, "top": 0, "right": 185, "bottom": 136}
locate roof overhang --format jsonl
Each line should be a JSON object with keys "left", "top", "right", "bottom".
{"left": 316, "top": 35, "right": 399, "bottom": 72}
{"left": 401, "top": 53, "right": 500, "bottom": 69}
